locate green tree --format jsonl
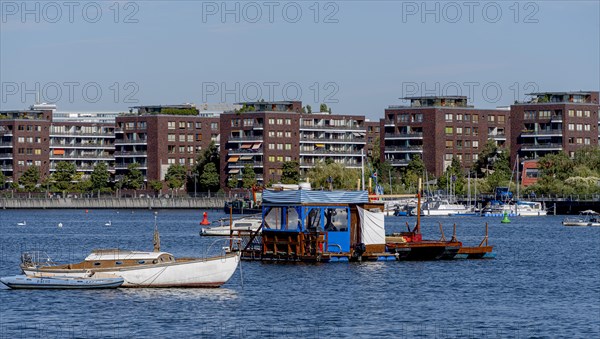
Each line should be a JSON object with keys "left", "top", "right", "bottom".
{"left": 319, "top": 103, "right": 328, "bottom": 112}
{"left": 19, "top": 166, "right": 40, "bottom": 192}
{"left": 199, "top": 162, "right": 220, "bottom": 191}
{"left": 194, "top": 141, "right": 220, "bottom": 191}
{"left": 149, "top": 180, "right": 163, "bottom": 194}
{"left": 370, "top": 136, "right": 381, "bottom": 164}
{"left": 52, "top": 161, "right": 76, "bottom": 191}
{"left": 306, "top": 105, "right": 312, "bottom": 113}
{"left": 0, "top": 171, "right": 5, "bottom": 190}
{"left": 241, "top": 164, "right": 257, "bottom": 189}
{"left": 307, "top": 162, "right": 361, "bottom": 190}
{"left": 90, "top": 162, "right": 111, "bottom": 192}
{"left": 123, "top": 163, "right": 144, "bottom": 190}
{"left": 437, "top": 157, "right": 466, "bottom": 195}
{"left": 165, "top": 164, "right": 187, "bottom": 191}
{"left": 281, "top": 161, "right": 300, "bottom": 184}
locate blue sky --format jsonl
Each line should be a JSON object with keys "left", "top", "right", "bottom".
{"left": 1, "top": 1, "right": 598, "bottom": 120}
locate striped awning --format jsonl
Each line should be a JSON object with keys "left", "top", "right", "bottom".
{"left": 228, "top": 156, "right": 239, "bottom": 163}
{"left": 251, "top": 143, "right": 261, "bottom": 150}
{"left": 53, "top": 149, "right": 65, "bottom": 155}
{"left": 229, "top": 169, "right": 240, "bottom": 174}
{"left": 241, "top": 143, "right": 252, "bottom": 149}
{"left": 315, "top": 144, "right": 325, "bottom": 148}
{"left": 240, "top": 155, "right": 253, "bottom": 160}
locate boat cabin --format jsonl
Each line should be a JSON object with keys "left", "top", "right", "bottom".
{"left": 21, "top": 250, "right": 177, "bottom": 271}
{"left": 258, "top": 190, "right": 386, "bottom": 262}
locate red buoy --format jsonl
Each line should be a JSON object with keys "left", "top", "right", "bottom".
{"left": 200, "top": 212, "right": 210, "bottom": 225}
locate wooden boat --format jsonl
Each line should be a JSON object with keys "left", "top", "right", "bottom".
{"left": 20, "top": 250, "right": 240, "bottom": 288}
{"left": 200, "top": 216, "right": 262, "bottom": 236}
{"left": 0, "top": 274, "right": 124, "bottom": 289}
{"left": 562, "top": 210, "right": 600, "bottom": 227}
{"left": 455, "top": 223, "right": 495, "bottom": 259}
{"left": 20, "top": 214, "right": 240, "bottom": 287}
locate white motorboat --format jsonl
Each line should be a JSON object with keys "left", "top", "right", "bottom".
{"left": 515, "top": 201, "right": 547, "bottom": 216}
{"left": 412, "top": 198, "right": 473, "bottom": 216}
{"left": 562, "top": 210, "right": 600, "bottom": 227}
{"left": 20, "top": 249, "right": 240, "bottom": 288}
{"left": 0, "top": 274, "right": 124, "bottom": 289}
{"left": 200, "top": 216, "right": 262, "bottom": 236}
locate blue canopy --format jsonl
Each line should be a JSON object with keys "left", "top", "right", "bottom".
{"left": 262, "top": 190, "right": 370, "bottom": 204}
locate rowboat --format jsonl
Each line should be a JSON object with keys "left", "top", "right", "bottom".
{"left": 200, "top": 216, "right": 262, "bottom": 236}
{"left": 0, "top": 274, "right": 124, "bottom": 289}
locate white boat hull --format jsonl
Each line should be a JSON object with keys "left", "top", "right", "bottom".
{"left": 562, "top": 221, "right": 600, "bottom": 227}
{"left": 23, "top": 253, "right": 240, "bottom": 288}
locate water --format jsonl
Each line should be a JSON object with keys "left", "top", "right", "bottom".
{"left": 0, "top": 209, "right": 598, "bottom": 338}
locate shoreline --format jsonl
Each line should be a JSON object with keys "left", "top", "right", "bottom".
{"left": 0, "top": 197, "right": 227, "bottom": 210}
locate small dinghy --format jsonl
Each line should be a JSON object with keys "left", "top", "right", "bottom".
{"left": 0, "top": 275, "right": 124, "bottom": 289}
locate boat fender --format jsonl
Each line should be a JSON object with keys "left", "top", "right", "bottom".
{"left": 85, "top": 270, "right": 94, "bottom": 277}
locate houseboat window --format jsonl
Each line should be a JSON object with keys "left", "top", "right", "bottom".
{"left": 324, "top": 208, "right": 348, "bottom": 232}
{"left": 138, "top": 260, "right": 146, "bottom": 264}
{"left": 287, "top": 207, "right": 301, "bottom": 230}
{"left": 93, "top": 262, "right": 101, "bottom": 266}
{"left": 264, "top": 207, "right": 283, "bottom": 230}
{"left": 115, "top": 261, "right": 122, "bottom": 265}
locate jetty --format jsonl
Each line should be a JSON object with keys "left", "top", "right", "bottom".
{"left": 0, "top": 197, "right": 227, "bottom": 209}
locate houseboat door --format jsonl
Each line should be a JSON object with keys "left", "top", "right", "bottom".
{"left": 307, "top": 206, "right": 350, "bottom": 253}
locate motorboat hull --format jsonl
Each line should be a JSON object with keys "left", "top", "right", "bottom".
{"left": 22, "top": 253, "right": 240, "bottom": 288}
{"left": 0, "top": 275, "right": 124, "bottom": 289}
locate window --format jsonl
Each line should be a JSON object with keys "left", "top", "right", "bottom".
{"left": 196, "top": 134, "right": 202, "bottom": 141}
{"left": 168, "top": 122, "right": 175, "bottom": 130}
{"left": 576, "top": 124, "right": 583, "bottom": 131}
{"left": 524, "top": 111, "right": 536, "bottom": 119}
{"left": 584, "top": 111, "right": 591, "bottom": 118}
{"left": 34, "top": 160, "right": 41, "bottom": 166}
{"left": 412, "top": 114, "right": 423, "bottom": 122}
{"left": 585, "top": 138, "right": 591, "bottom": 145}
{"left": 576, "top": 138, "right": 583, "bottom": 144}
{"left": 472, "top": 115, "right": 479, "bottom": 122}
{"left": 445, "top": 154, "right": 453, "bottom": 160}
{"left": 244, "top": 119, "right": 254, "bottom": 127}
{"left": 168, "top": 145, "right": 175, "bottom": 153}
{"left": 179, "top": 158, "right": 185, "bottom": 164}
{"left": 445, "top": 140, "right": 453, "bottom": 148}
{"left": 445, "top": 127, "right": 453, "bottom": 135}
{"left": 285, "top": 143, "right": 292, "bottom": 150}
{"left": 168, "top": 158, "right": 175, "bottom": 164}
{"left": 268, "top": 131, "right": 275, "bottom": 137}
{"left": 472, "top": 141, "right": 479, "bottom": 148}
{"left": 187, "top": 122, "right": 193, "bottom": 129}
{"left": 473, "top": 154, "right": 478, "bottom": 160}
{"left": 268, "top": 118, "right": 275, "bottom": 125}
{"left": 26, "top": 137, "right": 33, "bottom": 143}
{"left": 464, "top": 114, "right": 471, "bottom": 122}
{"left": 456, "top": 114, "right": 462, "bottom": 121}
{"left": 210, "top": 122, "right": 218, "bottom": 130}
{"left": 568, "top": 110, "right": 575, "bottom": 117}
{"left": 473, "top": 127, "right": 478, "bottom": 136}
{"left": 277, "top": 156, "right": 283, "bottom": 162}
{"left": 277, "top": 131, "right": 283, "bottom": 137}
{"left": 277, "top": 119, "right": 283, "bottom": 125}
{"left": 179, "top": 135, "right": 186, "bottom": 142}
{"left": 179, "top": 146, "right": 185, "bottom": 153}
{"left": 398, "top": 114, "right": 409, "bottom": 122}
{"left": 539, "top": 111, "right": 551, "bottom": 118}
{"left": 488, "top": 115, "right": 495, "bottom": 122}
{"left": 268, "top": 156, "right": 275, "bottom": 162}
{"left": 188, "top": 146, "right": 194, "bottom": 153}
{"left": 568, "top": 124, "right": 574, "bottom": 131}
{"left": 285, "top": 156, "right": 291, "bottom": 161}
{"left": 456, "top": 127, "right": 462, "bottom": 135}
{"left": 187, "top": 135, "right": 193, "bottom": 142}
{"left": 268, "top": 144, "right": 275, "bottom": 150}
{"left": 34, "top": 149, "right": 41, "bottom": 155}
{"left": 17, "top": 137, "right": 24, "bottom": 143}
{"left": 195, "top": 122, "right": 202, "bottom": 129}
{"left": 285, "top": 131, "right": 291, "bottom": 138}
{"left": 277, "top": 144, "right": 283, "bottom": 150}
{"left": 584, "top": 124, "right": 591, "bottom": 131}
{"left": 465, "top": 127, "right": 471, "bottom": 135}
{"left": 498, "top": 116, "right": 505, "bottom": 124}
{"left": 445, "top": 114, "right": 453, "bottom": 122}
{"left": 456, "top": 140, "right": 463, "bottom": 149}
{"left": 576, "top": 110, "right": 582, "bottom": 117}
{"left": 168, "top": 134, "right": 175, "bottom": 142}
{"left": 285, "top": 118, "right": 291, "bottom": 125}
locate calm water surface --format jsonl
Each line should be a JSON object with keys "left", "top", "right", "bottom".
{"left": 0, "top": 209, "right": 598, "bottom": 338}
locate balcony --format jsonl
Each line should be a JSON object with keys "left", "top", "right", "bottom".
{"left": 114, "top": 151, "right": 148, "bottom": 157}
{"left": 520, "top": 143, "right": 563, "bottom": 150}
{"left": 384, "top": 145, "right": 423, "bottom": 152}
{"left": 50, "top": 164, "right": 116, "bottom": 172}
{"left": 228, "top": 161, "right": 263, "bottom": 168}
{"left": 0, "top": 142, "right": 12, "bottom": 147}
{"left": 299, "top": 149, "right": 364, "bottom": 155}
{"left": 49, "top": 131, "right": 114, "bottom": 137}
{"left": 50, "top": 142, "right": 114, "bottom": 149}
{"left": 50, "top": 153, "right": 113, "bottom": 160}
{"left": 0, "top": 165, "right": 13, "bottom": 171}
{"left": 300, "top": 137, "right": 366, "bottom": 143}
{"left": 0, "top": 153, "right": 13, "bottom": 159}
{"left": 388, "top": 158, "right": 411, "bottom": 166}
{"left": 114, "top": 137, "right": 148, "bottom": 145}
{"left": 115, "top": 163, "right": 147, "bottom": 170}
{"left": 228, "top": 135, "right": 264, "bottom": 142}
{"left": 384, "top": 132, "right": 423, "bottom": 140}
{"left": 520, "top": 129, "right": 562, "bottom": 137}
{"left": 489, "top": 133, "right": 507, "bottom": 139}
{"left": 228, "top": 148, "right": 263, "bottom": 155}
{"left": 300, "top": 124, "right": 364, "bottom": 131}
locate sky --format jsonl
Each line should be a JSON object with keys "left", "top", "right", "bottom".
{"left": 1, "top": 0, "right": 599, "bottom": 121}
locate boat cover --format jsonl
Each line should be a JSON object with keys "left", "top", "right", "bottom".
{"left": 357, "top": 206, "right": 385, "bottom": 245}
{"left": 262, "top": 190, "right": 370, "bottom": 204}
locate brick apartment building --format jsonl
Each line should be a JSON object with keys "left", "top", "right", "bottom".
{"left": 509, "top": 91, "right": 600, "bottom": 162}
{"left": 382, "top": 96, "right": 510, "bottom": 176}
{"left": 220, "top": 101, "right": 367, "bottom": 188}
{"left": 114, "top": 105, "right": 220, "bottom": 187}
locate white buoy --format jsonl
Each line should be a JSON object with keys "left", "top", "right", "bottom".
{"left": 17, "top": 221, "right": 26, "bottom": 226}
{"left": 58, "top": 223, "right": 63, "bottom": 228}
